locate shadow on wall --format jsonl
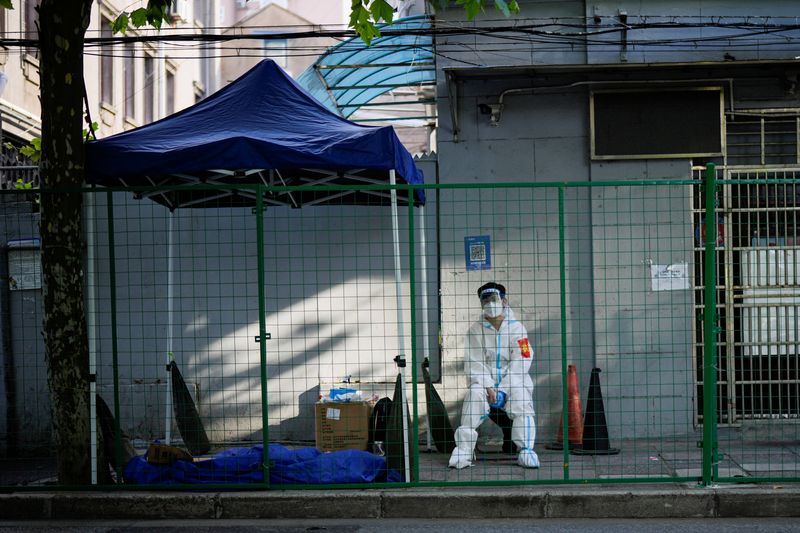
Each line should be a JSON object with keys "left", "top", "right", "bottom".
{"left": 88, "top": 198, "right": 437, "bottom": 448}
{"left": 240, "top": 385, "right": 320, "bottom": 444}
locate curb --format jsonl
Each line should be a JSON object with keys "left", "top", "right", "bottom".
{"left": 1, "top": 486, "right": 799, "bottom": 520}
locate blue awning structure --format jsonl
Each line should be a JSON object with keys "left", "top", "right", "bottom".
{"left": 85, "top": 59, "right": 425, "bottom": 209}
{"left": 298, "top": 15, "right": 434, "bottom": 120}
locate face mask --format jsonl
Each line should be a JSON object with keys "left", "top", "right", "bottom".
{"left": 483, "top": 301, "right": 504, "bottom": 318}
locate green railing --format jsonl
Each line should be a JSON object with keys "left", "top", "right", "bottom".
{"left": 1, "top": 166, "right": 799, "bottom": 489}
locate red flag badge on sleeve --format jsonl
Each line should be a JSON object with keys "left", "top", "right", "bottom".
{"left": 517, "top": 338, "right": 531, "bottom": 358}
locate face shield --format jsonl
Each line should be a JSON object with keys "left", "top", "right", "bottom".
{"left": 480, "top": 288, "right": 505, "bottom": 318}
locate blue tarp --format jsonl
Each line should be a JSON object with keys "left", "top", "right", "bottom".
{"left": 85, "top": 59, "right": 424, "bottom": 204}
{"left": 123, "top": 443, "right": 402, "bottom": 485}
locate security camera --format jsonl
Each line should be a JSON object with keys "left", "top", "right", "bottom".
{"left": 477, "top": 103, "right": 503, "bottom": 126}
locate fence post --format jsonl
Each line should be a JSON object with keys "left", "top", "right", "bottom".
{"left": 105, "top": 190, "right": 123, "bottom": 481}
{"left": 558, "top": 186, "right": 570, "bottom": 479}
{"left": 702, "top": 162, "right": 719, "bottom": 486}
{"left": 408, "top": 186, "right": 419, "bottom": 483}
{"left": 255, "top": 187, "right": 270, "bottom": 487}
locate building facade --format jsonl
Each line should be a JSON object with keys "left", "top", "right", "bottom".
{"left": 433, "top": 0, "right": 800, "bottom": 440}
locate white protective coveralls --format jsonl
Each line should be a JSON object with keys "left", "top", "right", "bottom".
{"left": 448, "top": 304, "right": 539, "bottom": 469}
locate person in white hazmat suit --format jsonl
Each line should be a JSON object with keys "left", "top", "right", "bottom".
{"left": 448, "top": 282, "right": 540, "bottom": 469}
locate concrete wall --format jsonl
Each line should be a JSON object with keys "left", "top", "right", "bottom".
{"left": 86, "top": 184, "right": 437, "bottom": 445}
{"left": 0, "top": 195, "right": 44, "bottom": 455}
{"left": 433, "top": 0, "right": 800, "bottom": 441}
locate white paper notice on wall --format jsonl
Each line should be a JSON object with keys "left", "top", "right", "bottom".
{"left": 326, "top": 408, "right": 341, "bottom": 421}
{"left": 650, "top": 262, "right": 690, "bottom": 291}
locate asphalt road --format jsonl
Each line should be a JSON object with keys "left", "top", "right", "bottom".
{"left": 1, "top": 518, "right": 800, "bottom": 532}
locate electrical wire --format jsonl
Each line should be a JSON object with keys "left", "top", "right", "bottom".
{"left": 3, "top": 16, "right": 800, "bottom": 50}
{"left": 3, "top": 16, "right": 799, "bottom": 69}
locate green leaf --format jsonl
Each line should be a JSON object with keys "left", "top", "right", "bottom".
{"left": 111, "top": 14, "right": 129, "bottom": 34}
{"left": 130, "top": 8, "right": 149, "bottom": 28}
{"left": 348, "top": 7, "right": 360, "bottom": 26}
{"left": 377, "top": 0, "right": 395, "bottom": 24}
{"left": 14, "top": 179, "right": 32, "bottom": 191}
{"left": 349, "top": 0, "right": 366, "bottom": 25}
{"left": 150, "top": 0, "right": 170, "bottom": 20}
{"left": 457, "top": 0, "right": 484, "bottom": 20}
{"left": 20, "top": 144, "right": 40, "bottom": 163}
{"left": 369, "top": 0, "right": 394, "bottom": 24}
{"left": 494, "top": 0, "right": 510, "bottom": 17}
{"left": 508, "top": 0, "right": 520, "bottom": 14}
{"left": 349, "top": 2, "right": 376, "bottom": 45}
{"left": 145, "top": 1, "right": 170, "bottom": 30}
{"left": 353, "top": 17, "right": 380, "bottom": 46}
{"left": 348, "top": 10, "right": 360, "bottom": 27}
{"left": 0, "top": 0, "right": 13, "bottom": 10}
{"left": 358, "top": 6, "right": 370, "bottom": 25}
{"left": 147, "top": 11, "right": 163, "bottom": 30}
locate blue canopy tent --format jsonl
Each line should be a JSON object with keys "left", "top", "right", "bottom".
{"left": 86, "top": 58, "right": 424, "bottom": 208}
{"left": 84, "top": 59, "right": 424, "bottom": 482}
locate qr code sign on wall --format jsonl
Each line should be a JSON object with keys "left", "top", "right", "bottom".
{"left": 464, "top": 235, "right": 491, "bottom": 271}
{"left": 470, "top": 243, "right": 486, "bottom": 262}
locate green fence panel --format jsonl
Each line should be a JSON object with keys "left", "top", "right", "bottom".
{"left": 0, "top": 175, "right": 797, "bottom": 489}
{"left": 709, "top": 168, "right": 800, "bottom": 483}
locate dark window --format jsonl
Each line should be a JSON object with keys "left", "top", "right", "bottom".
{"left": 591, "top": 88, "right": 723, "bottom": 159}
{"left": 144, "top": 55, "right": 154, "bottom": 123}
{"left": 100, "top": 20, "right": 113, "bottom": 105}
{"left": 194, "top": 0, "right": 209, "bottom": 97}
{"left": 166, "top": 69, "right": 175, "bottom": 116}
{"left": 124, "top": 44, "right": 136, "bottom": 120}
{"left": 25, "top": 0, "right": 38, "bottom": 57}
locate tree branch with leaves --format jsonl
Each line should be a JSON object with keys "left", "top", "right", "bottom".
{"left": 350, "top": 0, "right": 519, "bottom": 43}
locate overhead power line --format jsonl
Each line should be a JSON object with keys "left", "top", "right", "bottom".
{"left": 3, "top": 17, "right": 800, "bottom": 49}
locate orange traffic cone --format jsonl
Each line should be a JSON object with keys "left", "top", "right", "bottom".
{"left": 545, "top": 364, "right": 584, "bottom": 451}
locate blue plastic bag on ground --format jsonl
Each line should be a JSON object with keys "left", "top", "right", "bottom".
{"left": 123, "top": 443, "right": 401, "bottom": 485}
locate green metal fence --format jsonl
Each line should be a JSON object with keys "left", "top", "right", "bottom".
{"left": 1, "top": 164, "right": 799, "bottom": 488}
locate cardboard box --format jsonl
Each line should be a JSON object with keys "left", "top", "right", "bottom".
{"left": 315, "top": 401, "right": 371, "bottom": 452}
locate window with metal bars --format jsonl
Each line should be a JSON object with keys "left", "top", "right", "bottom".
{"left": 693, "top": 168, "right": 800, "bottom": 423}
{"left": 726, "top": 112, "right": 800, "bottom": 167}
{"left": 693, "top": 108, "right": 800, "bottom": 423}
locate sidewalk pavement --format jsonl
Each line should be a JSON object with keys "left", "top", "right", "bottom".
{"left": 2, "top": 431, "right": 799, "bottom": 520}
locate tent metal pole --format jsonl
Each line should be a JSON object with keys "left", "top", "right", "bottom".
{"left": 390, "top": 170, "right": 410, "bottom": 482}
{"left": 85, "top": 190, "right": 98, "bottom": 484}
{"left": 160, "top": 39, "right": 174, "bottom": 445}
{"left": 390, "top": 171, "right": 405, "bottom": 355}
{"left": 165, "top": 213, "right": 174, "bottom": 444}
{"left": 418, "top": 206, "right": 433, "bottom": 452}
